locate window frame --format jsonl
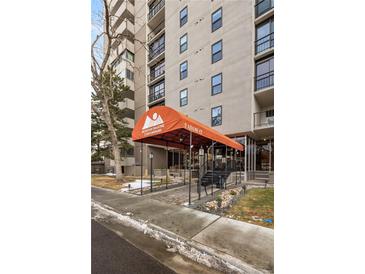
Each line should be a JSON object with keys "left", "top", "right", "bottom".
{"left": 211, "top": 73, "right": 223, "bottom": 95}
{"left": 211, "top": 7, "right": 222, "bottom": 32}
{"left": 179, "top": 33, "right": 188, "bottom": 53}
{"left": 180, "top": 88, "right": 188, "bottom": 107}
{"left": 180, "top": 6, "right": 188, "bottom": 27}
{"left": 211, "top": 40, "right": 223, "bottom": 64}
{"left": 211, "top": 105, "right": 222, "bottom": 127}
{"left": 180, "top": 61, "right": 188, "bottom": 80}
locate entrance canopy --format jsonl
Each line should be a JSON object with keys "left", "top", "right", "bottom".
{"left": 132, "top": 106, "right": 243, "bottom": 151}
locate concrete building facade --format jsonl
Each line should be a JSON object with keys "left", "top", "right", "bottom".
{"left": 107, "top": 0, "right": 274, "bottom": 180}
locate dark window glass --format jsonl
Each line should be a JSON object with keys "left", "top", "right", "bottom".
{"left": 180, "top": 61, "right": 188, "bottom": 80}
{"left": 126, "top": 69, "right": 134, "bottom": 80}
{"left": 180, "top": 6, "right": 188, "bottom": 27}
{"left": 211, "top": 73, "right": 222, "bottom": 95}
{"left": 255, "top": 18, "right": 274, "bottom": 53}
{"left": 180, "top": 34, "right": 188, "bottom": 53}
{"left": 212, "top": 8, "right": 222, "bottom": 32}
{"left": 180, "top": 89, "right": 188, "bottom": 106}
{"left": 211, "top": 40, "right": 222, "bottom": 63}
{"left": 150, "top": 60, "right": 165, "bottom": 80}
{"left": 266, "top": 109, "right": 274, "bottom": 117}
{"left": 255, "top": 56, "right": 274, "bottom": 90}
{"left": 149, "top": 35, "right": 165, "bottom": 60}
{"left": 149, "top": 80, "right": 165, "bottom": 102}
{"left": 211, "top": 106, "right": 222, "bottom": 126}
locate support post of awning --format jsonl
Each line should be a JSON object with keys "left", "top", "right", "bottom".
{"left": 225, "top": 145, "right": 227, "bottom": 189}
{"left": 140, "top": 142, "right": 143, "bottom": 196}
{"left": 188, "top": 131, "right": 192, "bottom": 205}
{"left": 211, "top": 141, "right": 214, "bottom": 196}
{"left": 166, "top": 143, "right": 168, "bottom": 189}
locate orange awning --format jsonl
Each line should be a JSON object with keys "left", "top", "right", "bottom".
{"left": 132, "top": 106, "right": 243, "bottom": 151}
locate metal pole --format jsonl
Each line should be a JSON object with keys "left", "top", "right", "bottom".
{"left": 211, "top": 141, "right": 214, "bottom": 196}
{"left": 235, "top": 149, "right": 237, "bottom": 185}
{"left": 150, "top": 153, "right": 153, "bottom": 193}
{"left": 224, "top": 145, "right": 228, "bottom": 189}
{"left": 183, "top": 151, "right": 186, "bottom": 185}
{"left": 240, "top": 150, "right": 242, "bottom": 184}
{"left": 244, "top": 137, "right": 247, "bottom": 182}
{"left": 166, "top": 143, "right": 168, "bottom": 188}
{"left": 140, "top": 142, "right": 143, "bottom": 196}
{"left": 178, "top": 150, "right": 181, "bottom": 176}
{"left": 189, "top": 132, "right": 192, "bottom": 205}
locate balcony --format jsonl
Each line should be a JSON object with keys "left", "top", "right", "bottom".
{"left": 255, "top": 0, "right": 274, "bottom": 18}
{"left": 148, "top": 21, "right": 165, "bottom": 44}
{"left": 254, "top": 110, "right": 274, "bottom": 132}
{"left": 148, "top": 42, "right": 165, "bottom": 64}
{"left": 148, "top": 69, "right": 165, "bottom": 85}
{"left": 255, "top": 32, "right": 274, "bottom": 55}
{"left": 255, "top": 71, "right": 274, "bottom": 91}
{"left": 148, "top": 90, "right": 165, "bottom": 104}
{"left": 148, "top": 0, "right": 165, "bottom": 29}
{"left": 111, "top": 0, "right": 134, "bottom": 29}
{"left": 111, "top": 19, "right": 135, "bottom": 48}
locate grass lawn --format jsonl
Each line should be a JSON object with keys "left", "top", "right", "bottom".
{"left": 225, "top": 188, "right": 274, "bottom": 228}
{"left": 91, "top": 176, "right": 123, "bottom": 190}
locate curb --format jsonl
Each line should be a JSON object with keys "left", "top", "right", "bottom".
{"left": 92, "top": 200, "right": 269, "bottom": 274}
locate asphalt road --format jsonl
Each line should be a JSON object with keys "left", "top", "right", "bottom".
{"left": 92, "top": 220, "right": 176, "bottom": 274}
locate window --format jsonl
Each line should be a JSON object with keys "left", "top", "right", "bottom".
{"left": 211, "top": 40, "right": 222, "bottom": 63}
{"left": 211, "top": 106, "right": 222, "bottom": 126}
{"left": 150, "top": 60, "right": 165, "bottom": 80}
{"left": 180, "top": 89, "right": 188, "bottom": 106}
{"left": 149, "top": 80, "right": 165, "bottom": 102}
{"left": 180, "top": 33, "right": 188, "bottom": 53}
{"left": 126, "top": 69, "right": 134, "bottom": 80}
{"left": 180, "top": 6, "right": 188, "bottom": 27}
{"left": 180, "top": 61, "right": 188, "bottom": 80}
{"left": 266, "top": 109, "right": 274, "bottom": 117}
{"left": 211, "top": 8, "right": 222, "bottom": 32}
{"left": 255, "top": 18, "right": 274, "bottom": 53}
{"left": 111, "top": 49, "right": 135, "bottom": 67}
{"left": 125, "top": 50, "right": 134, "bottom": 62}
{"left": 255, "top": 0, "right": 274, "bottom": 18}
{"left": 149, "top": 35, "right": 165, "bottom": 60}
{"left": 255, "top": 56, "right": 274, "bottom": 90}
{"left": 211, "top": 73, "right": 222, "bottom": 95}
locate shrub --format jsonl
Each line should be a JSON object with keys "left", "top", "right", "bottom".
{"left": 230, "top": 190, "right": 236, "bottom": 196}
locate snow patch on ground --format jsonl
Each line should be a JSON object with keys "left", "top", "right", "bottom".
{"left": 120, "top": 179, "right": 161, "bottom": 192}
{"left": 92, "top": 200, "right": 263, "bottom": 274}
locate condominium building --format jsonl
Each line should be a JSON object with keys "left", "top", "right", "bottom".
{"left": 107, "top": 0, "right": 274, "bottom": 180}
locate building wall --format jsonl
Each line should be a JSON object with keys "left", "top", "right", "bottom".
{"left": 164, "top": 0, "right": 254, "bottom": 135}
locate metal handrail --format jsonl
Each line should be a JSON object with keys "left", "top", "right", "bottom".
{"left": 148, "top": 21, "right": 165, "bottom": 42}
{"left": 148, "top": 90, "right": 165, "bottom": 103}
{"left": 149, "top": 42, "right": 165, "bottom": 61}
{"left": 254, "top": 110, "right": 274, "bottom": 128}
{"left": 149, "top": 69, "right": 165, "bottom": 83}
{"left": 255, "top": 71, "right": 274, "bottom": 90}
{"left": 148, "top": 0, "right": 165, "bottom": 20}
{"left": 255, "top": 32, "right": 274, "bottom": 54}
{"left": 255, "top": 0, "right": 274, "bottom": 18}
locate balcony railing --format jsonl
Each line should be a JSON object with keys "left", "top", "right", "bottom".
{"left": 148, "top": 21, "right": 165, "bottom": 42}
{"left": 255, "top": 0, "right": 274, "bottom": 18}
{"left": 254, "top": 110, "right": 274, "bottom": 128}
{"left": 255, "top": 71, "right": 274, "bottom": 90}
{"left": 149, "top": 69, "right": 165, "bottom": 83}
{"left": 148, "top": 90, "right": 165, "bottom": 103}
{"left": 149, "top": 42, "right": 165, "bottom": 61}
{"left": 148, "top": 0, "right": 165, "bottom": 21}
{"left": 255, "top": 32, "right": 274, "bottom": 54}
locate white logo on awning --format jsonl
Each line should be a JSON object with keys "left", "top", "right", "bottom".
{"left": 142, "top": 112, "right": 164, "bottom": 130}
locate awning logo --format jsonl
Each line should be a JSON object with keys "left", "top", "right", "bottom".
{"left": 142, "top": 112, "right": 164, "bottom": 130}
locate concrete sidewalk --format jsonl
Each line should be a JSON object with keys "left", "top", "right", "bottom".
{"left": 92, "top": 186, "right": 273, "bottom": 273}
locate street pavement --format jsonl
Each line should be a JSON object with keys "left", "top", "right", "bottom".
{"left": 92, "top": 186, "right": 274, "bottom": 273}
{"left": 92, "top": 220, "right": 175, "bottom": 274}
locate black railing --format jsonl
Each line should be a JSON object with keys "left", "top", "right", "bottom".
{"left": 255, "top": 0, "right": 274, "bottom": 18}
{"left": 255, "top": 32, "right": 274, "bottom": 54}
{"left": 148, "top": 21, "right": 165, "bottom": 42}
{"left": 254, "top": 110, "right": 274, "bottom": 128}
{"left": 148, "top": 90, "right": 165, "bottom": 103}
{"left": 255, "top": 71, "right": 274, "bottom": 90}
{"left": 149, "top": 42, "right": 165, "bottom": 61}
{"left": 149, "top": 69, "right": 165, "bottom": 83}
{"left": 148, "top": 0, "right": 165, "bottom": 20}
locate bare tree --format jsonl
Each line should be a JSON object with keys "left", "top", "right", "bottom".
{"left": 91, "top": 0, "right": 144, "bottom": 182}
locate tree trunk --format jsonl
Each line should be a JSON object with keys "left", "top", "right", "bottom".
{"left": 102, "top": 100, "right": 123, "bottom": 183}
